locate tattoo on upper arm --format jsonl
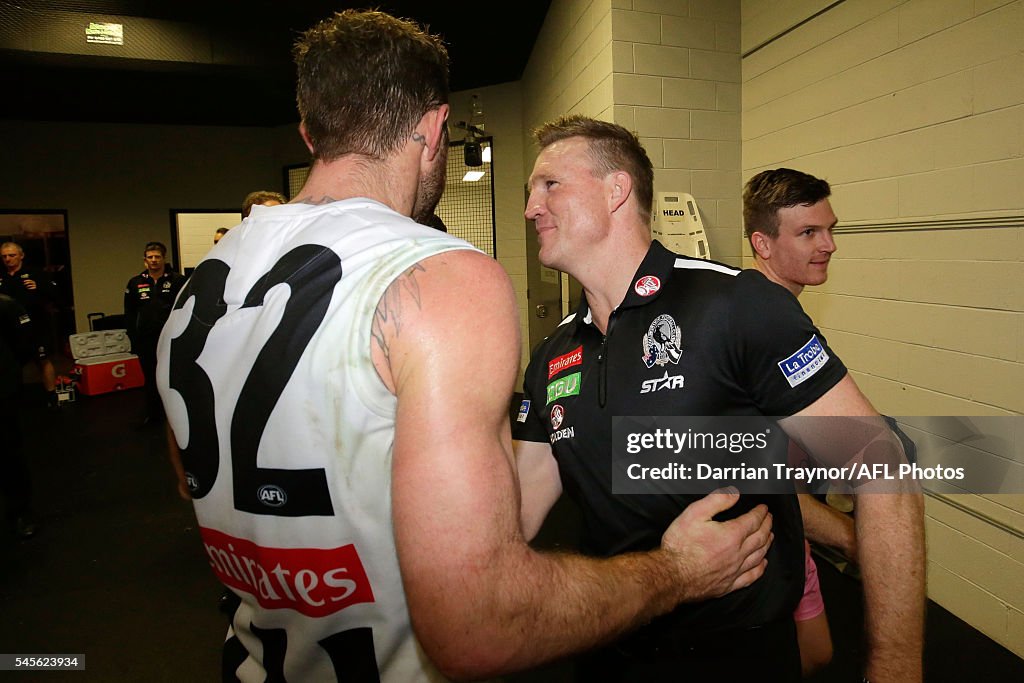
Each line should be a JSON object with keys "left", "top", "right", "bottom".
{"left": 371, "top": 263, "right": 426, "bottom": 360}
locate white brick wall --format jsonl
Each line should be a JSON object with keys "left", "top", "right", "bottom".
{"left": 611, "top": 0, "right": 743, "bottom": 264}
{"left": 743, "top": 0, "right": 1024, "bottom": 656}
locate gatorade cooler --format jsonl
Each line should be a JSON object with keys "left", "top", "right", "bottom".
{"left": 69, "top": 329, "right": 145, "bottom": 396}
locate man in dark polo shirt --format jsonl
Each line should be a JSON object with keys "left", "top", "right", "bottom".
{"left": 514, "top": 116, "right": 924, "bottom": 682}
{"left": 124, "top": 241, "right": 185, "bottom": 424}
{"left": 0, "top": 241, "right": 60, "bottom": 408}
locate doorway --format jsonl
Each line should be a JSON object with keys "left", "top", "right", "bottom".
{"left": 0, "top": 210, "right": 76, "bottom": 353}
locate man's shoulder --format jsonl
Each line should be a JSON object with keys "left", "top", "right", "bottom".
{"left": 662, "top": 264, "right": 796, "bottom": 311}
{"left": 658, "top": 255, "right": 743, "bottom": 294}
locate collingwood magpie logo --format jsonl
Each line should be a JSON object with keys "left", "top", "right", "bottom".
{"left": 642, "top": 314, "right": 683, "bottom": 368}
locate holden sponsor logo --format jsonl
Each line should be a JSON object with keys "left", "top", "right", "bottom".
{"left": 634, "top": 275, "right": 661, "bottom": 297}
{"left": 642, "top": 314, "right": 683, "bottom": 368}
{"left": 199, "top": 527, "right": 376, "bottom": 618}
{"left": 546, "top": 371, "right": 581, "bottom": 405}
{"left": 548, "top": 345, "right": 583, "bottom": 379}
{"left": 548, "top": 404, "right": 575, "bottom": 443}
{"left": 549, "top": 426, "right": 575, "bottom": 443}
{"left": 550, "top": 404, "right": 565, "bottom": 430}
{"left": 640, "top": 370, "right": 685, "bottom": 394}
{"left": 258, "top": 484, "right": 287, "bottom": 507}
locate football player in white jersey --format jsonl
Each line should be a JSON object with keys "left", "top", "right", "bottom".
{"left": 159, "top": 10, "right": 774, "bottom": 682}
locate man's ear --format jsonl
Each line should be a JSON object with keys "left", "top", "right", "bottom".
{"left": 298, "top": 122, "right": 315, "bottom": 154}
{"left": 607, "top": 170, "right": 633, "bottom": 214}
{"left": 751, "top": 231, "right": 773, "bottom": 260}
{"left": 419, "top": 104, "right": 450, "bottom": 162}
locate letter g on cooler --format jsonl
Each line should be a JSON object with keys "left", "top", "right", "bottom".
{"left": 111, "top": 362, "right": 127, "bottom": 378}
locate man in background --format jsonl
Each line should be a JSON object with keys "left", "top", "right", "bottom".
{"left": 213, "top": 227, "right": 230, "bottom": 244}
{"left": 158, "top": 10, "right": 771, "bottom": 682}
{"left": 743, "top": 167, "right": 851, "bottom": 676}
{"left": 0, "top": 242, "right": 59, "bottom": 409}
{"left": 124, "top": 241, "right": 185, "bottom": 425}
{"left": 241, "top": 189, "right": 286, "bottom": 219}
{"left": 744, "top": 168, "right": 837, "bottom": 300}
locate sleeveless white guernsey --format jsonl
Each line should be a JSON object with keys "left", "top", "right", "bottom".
{"left": 158, "top": 199, "right": 479, "bottom": 682}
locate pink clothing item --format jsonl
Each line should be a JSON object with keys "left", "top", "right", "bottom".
{"left": 793, "top": 540, "right": 825, "bottom": 621}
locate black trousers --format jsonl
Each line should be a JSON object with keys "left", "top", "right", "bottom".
{"left": 576, "top": 617, "right": 801, "bottom": 683}
{"left": 136, "top": 336, "right": 163, "bottom": 421}
{"left": 0, "top": 394, "right": 32, "bottom": 521}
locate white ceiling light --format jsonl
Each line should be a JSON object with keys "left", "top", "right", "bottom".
{"left": 462, "top": 170, "right": 485, "bottom": 182}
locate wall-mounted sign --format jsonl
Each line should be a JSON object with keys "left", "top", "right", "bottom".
{"left": 86, "top": 22, "right": 123, "bottom": 45}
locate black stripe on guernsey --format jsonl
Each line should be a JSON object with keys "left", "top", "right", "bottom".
{"left": 251, "top": 623, "right": 288, "bottom": 682}
{"left": 222, "top": 632, "right": 248, "bottom": 682}
{"left": 320, "top": 628, "right": 381, "bottom": 682}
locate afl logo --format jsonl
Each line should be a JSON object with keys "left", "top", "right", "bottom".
{"left": 258, "top": 485, "right": 287, "bottom": 507}
{"left": 634, "top": 275, "right": 661, "bottom": 296}
{"left": 550, "top": 404, "right": 565, "bottom": 430}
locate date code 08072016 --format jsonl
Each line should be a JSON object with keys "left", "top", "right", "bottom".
{"left": 0, "top": 655, "right": 85, "bottom": 671}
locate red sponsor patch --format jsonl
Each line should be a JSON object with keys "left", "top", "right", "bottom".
{"left": 548, "top": 345, "right": 583, "bottom": 379}
{"left": 199, "top": 527, "right": 375, "bottom": 618}
{"left": 634, "top": 275, "right": 661, "bottom": 296}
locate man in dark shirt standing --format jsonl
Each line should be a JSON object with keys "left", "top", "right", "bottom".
{"left": 0, "top": 242, "right": 59, "bottom": 409}
{"left": 124, "top": 241, "right": 185, "bottom": 425}
{"left": 514, "top": 116, "right": 924, "bottom": 683}
{"left": 1, "top": 292, "right": 38, "bottom": 538}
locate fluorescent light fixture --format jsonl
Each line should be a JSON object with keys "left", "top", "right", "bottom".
{"left": 482, "top": 146, "right": 491, "bottom": 163}
{"left": 462, "top": 171, "right": 485, "bottom": 182}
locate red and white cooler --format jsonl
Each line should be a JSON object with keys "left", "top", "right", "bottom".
{"left": 69, "top": 329, "right": 145, "bottom": 396}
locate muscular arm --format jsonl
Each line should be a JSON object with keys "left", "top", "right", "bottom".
{"left": 780, "top": 375, "right": 924, "bottom": 683}
{"left": 378, "top": 251, "right": 773, "bottom": 680}
{"left": 514, "top": 439, "right": 562, "bottom": 541}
